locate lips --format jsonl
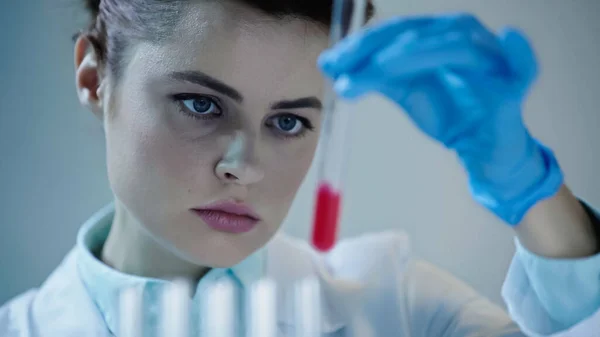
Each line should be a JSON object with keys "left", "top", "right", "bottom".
{"left": 192, "top": 201, "right": 260, "bottom": 234}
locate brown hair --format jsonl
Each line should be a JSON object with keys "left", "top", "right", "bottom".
{"left": 79, "top": 0, "right": 375, "bottom": 79}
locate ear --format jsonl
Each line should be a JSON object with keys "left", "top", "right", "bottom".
{"left": 74, "top": 36, "right": 107, "bottom": 119}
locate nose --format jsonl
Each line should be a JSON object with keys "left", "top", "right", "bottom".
{"left": 215, "top": 131, "right": 265, "bottom": 185}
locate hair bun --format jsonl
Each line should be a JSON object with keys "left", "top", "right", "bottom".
{"left": 84, "top": 0, "right": 101, "bottom": 17}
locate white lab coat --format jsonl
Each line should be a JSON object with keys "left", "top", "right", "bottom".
{"left": 1, "top": 205, "right": 599, "bottom": 337}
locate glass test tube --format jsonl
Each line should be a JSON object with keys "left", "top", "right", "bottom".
{"left": 311, "top": 0, "right": 368, "bottom": 252}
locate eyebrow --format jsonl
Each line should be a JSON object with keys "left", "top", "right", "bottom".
{"left": 271, "top": 97, "right": 323, "bottom": 110}
{"left": 169, "top": 70, "right": 244, "bottom": 102}
{"left": 168, "top": 70, "right": 322, "bottom": 110}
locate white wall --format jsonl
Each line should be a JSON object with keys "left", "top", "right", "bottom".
{"left": 1, "top": 0, "right": 599, "bottom": 306}
{"left": 0, "top": 1, "right": 112, "bottom": 303}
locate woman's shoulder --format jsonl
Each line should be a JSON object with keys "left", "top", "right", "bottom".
{"left": 0, "top": 249, "right": 110, "bottom": 337}
{"left": 0, "top": 289, "right": 39, "bottom": 337}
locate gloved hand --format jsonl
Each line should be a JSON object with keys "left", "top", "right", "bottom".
{"left": 318, "top": 14, "right": 564, "bottom": 225}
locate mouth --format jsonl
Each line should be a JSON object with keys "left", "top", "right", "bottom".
{"left": 191, "top": 201, "right": 261, "bottom": 234}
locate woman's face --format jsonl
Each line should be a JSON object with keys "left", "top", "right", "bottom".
{"left": 93, "top": 3, "right": 328, "bottom": 267}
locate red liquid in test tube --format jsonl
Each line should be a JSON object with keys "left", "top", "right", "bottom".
{"left": 311, "top": 182, "right": 342, "bottom": 252}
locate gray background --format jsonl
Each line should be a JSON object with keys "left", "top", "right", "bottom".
{"left": 1, "top": 0, "right": 598, "bottom": 306}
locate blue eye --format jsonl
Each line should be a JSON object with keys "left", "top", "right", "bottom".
{"left": 268, "top": 114, "right": 314, "bottom": 137}
{"left": 182, "top": 97, "right": 220, "bottom": 115}
{"left": 274, "top": 115, "right": 302, "bottom": 133}
{"left": 173, "top": 94, "right": 222, "bottom": 118}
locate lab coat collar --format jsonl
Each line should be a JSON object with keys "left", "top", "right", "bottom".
{"left": 76, "top": 203, "right": 264, "bottom": 336}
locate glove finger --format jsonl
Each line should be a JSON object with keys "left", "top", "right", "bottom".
{"left": 374, "top": 30, "right": 506, "bottom": 76}
{"left": 402, "top": 70, "right": 489, "bottom": 148}
{"left": 498, "top": 27, "right": 539, "bottom": 93}
{"left": 319, "top": 16, "right": 438, "bottom": 78}
{"left": 333, "top": 31, "right": 507, "bottom": 99}
{"left": 394, "top": 72, "right": 472, "bottom": 145}
{"left": 344, "top": 71, "right": 475, "bottom": 145}
{"left": 336, "top": 70, "right": 491, "bottom": 150}
{"left": 446, "top": 69, "right": 526, "bottom": 156}
{"left": 439, "top": 13, "right": 504, "bottom": 57}
{"left": 332, "top": 73, "right": 393, "bottom": 100}
{"left": 319, "top": 13, "right": 504, "bottom": 78}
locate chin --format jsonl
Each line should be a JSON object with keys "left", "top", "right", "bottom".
{"left": 204, "top": 255, "right": 247, "bottom": 268}
{"left": 198, "top": 252, "right": 251, "bottom": 268}
{"left": 174, "top": 237, "right": 258, "bottom": 268}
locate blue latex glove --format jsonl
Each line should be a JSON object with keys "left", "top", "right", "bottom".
{"left": 318, "top": 14, "right": 564, "bottom": 225}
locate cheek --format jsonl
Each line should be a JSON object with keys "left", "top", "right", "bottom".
{"left": 260, "top": 137, "right": 318, "bottom": 205}
{"left": 104, "top": 95, "right": 219, "bottom": 209}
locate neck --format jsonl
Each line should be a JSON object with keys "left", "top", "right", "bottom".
{"left": 101, "top": 200, "right": 209, "bottom": 282}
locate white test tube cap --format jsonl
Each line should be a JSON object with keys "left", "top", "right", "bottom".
{"left": 202, "top": 278, "right": 237, "bottom": 337}
{"left": 119, "top": 286, "right": 143, "bottom": 337}
{"left": 248, "top": 278, "right": 277, "bottom": 337}
{"left": 160, "top": 278, "right": 192, "bottom": 337}
{"left": 294, "top": 277, "right": 322, "bottom": 337}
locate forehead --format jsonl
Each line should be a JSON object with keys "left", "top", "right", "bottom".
{"left": 125, "top": 1, "right": 329, "bottom": 101}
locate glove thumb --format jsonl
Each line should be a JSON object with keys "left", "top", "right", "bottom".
{"left": 499, "top": 27, "right": 539, "bottom": 95}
